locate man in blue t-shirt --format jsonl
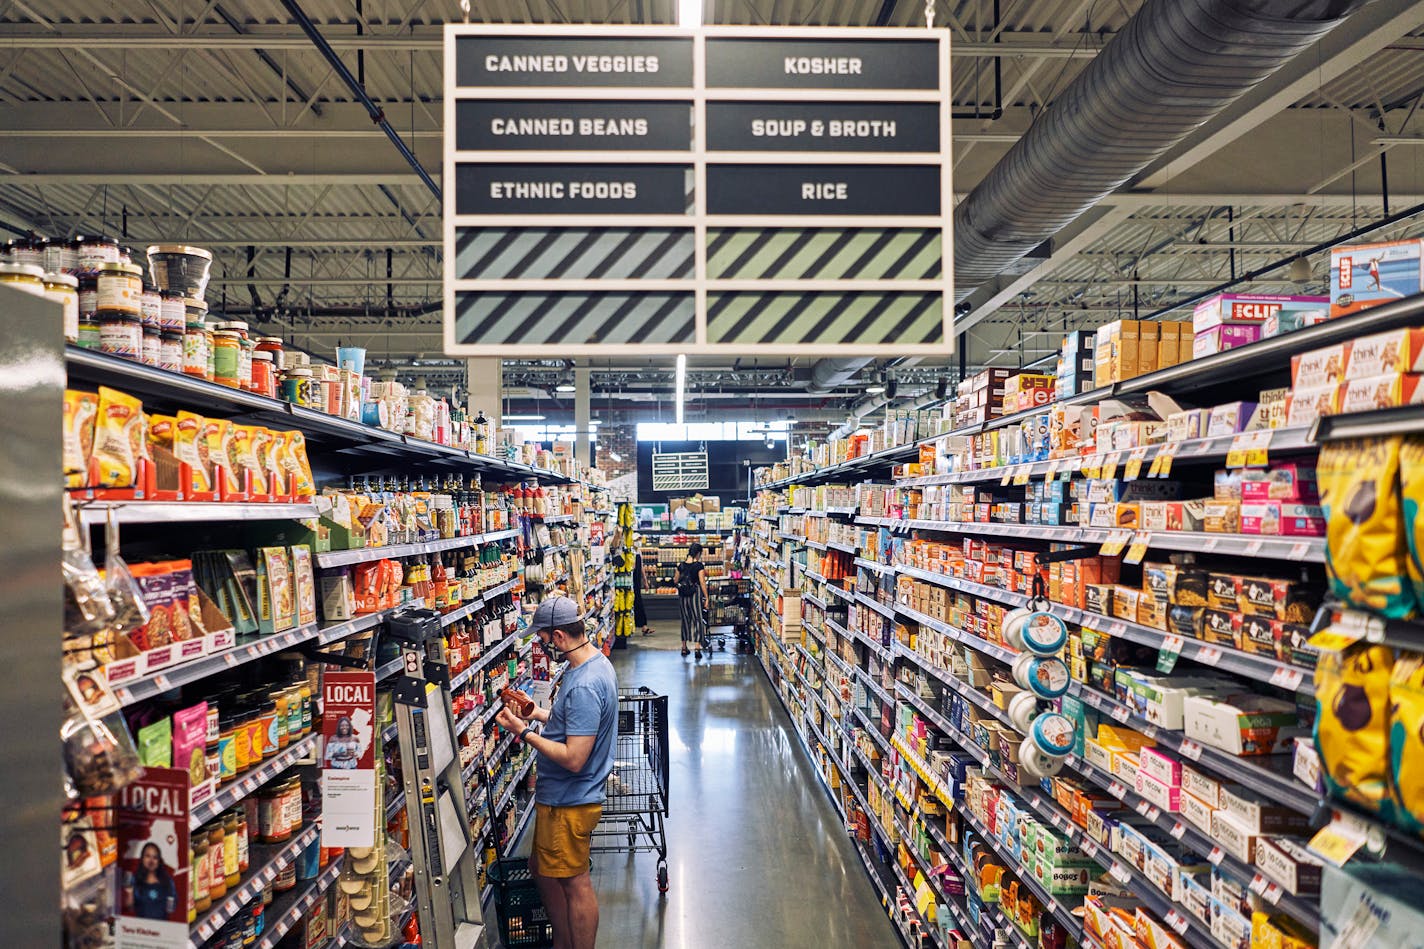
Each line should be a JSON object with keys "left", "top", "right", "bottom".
{"left": 496, "top": 595, "right": 618, "bottom": 949}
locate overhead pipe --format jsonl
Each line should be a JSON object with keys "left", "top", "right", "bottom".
{"left": 279, "top": 0, "right": 441, "bottom": 201}
{"left": 953, "top": 0, "right": 1371, "bottom": 299}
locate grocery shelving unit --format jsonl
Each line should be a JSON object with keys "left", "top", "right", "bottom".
{"left": 749, "top": 290, "right": 1424, "bottom": 949}
{"left": 58, "top": 346, "right": 614, "bottom": 948}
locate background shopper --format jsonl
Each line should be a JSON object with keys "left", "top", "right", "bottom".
{"left": 496, "top": 596, "right": 618, "bottom": 949}
{"left": 677, "top": 543, "right": 710, "bottom": 660}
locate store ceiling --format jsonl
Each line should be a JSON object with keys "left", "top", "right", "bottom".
{"left": 2, "top": 0, "right": 1424, "bottom": 427}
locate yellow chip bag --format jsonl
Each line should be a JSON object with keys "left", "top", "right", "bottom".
{"left": 281, "top": 431, "right": 317, "bottom": 497}
{"left": 147, "top": 414, "right": 176, "bottom": 449}
{"left": 1389, "top": 651, "right": 1424, "bottom": 832}
{"left": 63, "top": 390, "right": 98, "bottom": 488}
{"left": 92, "top": 387, "right": 143, "bottom": 488}
{"left": 1316, "top": 641, "right": 1395, "bottom": 814}
{"left": 204, "top": 419, "right": 240, "bottom": 495}
{"left": 174, "top": 411, "right": 211, "bottom": 494}
{"left": 1319, "top": 436, "right": 1415, "bottom": 618}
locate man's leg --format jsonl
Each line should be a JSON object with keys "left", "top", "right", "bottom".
{"left": 530, "top": 829, "right": 572, "bottom": 949}
{"left": 558, "top": 871, "right": 599, "bottom": 949}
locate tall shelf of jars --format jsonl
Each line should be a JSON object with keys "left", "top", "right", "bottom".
{"left": 40, "top": 241, "right": 612, "bottom": 948}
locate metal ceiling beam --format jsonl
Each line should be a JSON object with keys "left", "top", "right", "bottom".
{"left": 0, "top": 174, "right": 429, "bottom": 185}
{"left": 0, "top": 31, "right": 1108, "bottom": 57}
{"left": 0, "top": 126, "right": 1025, "bottom": 144}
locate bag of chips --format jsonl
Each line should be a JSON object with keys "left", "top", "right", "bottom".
{"left": 1318, "top": 436, "right": 1415, "bottom": 618}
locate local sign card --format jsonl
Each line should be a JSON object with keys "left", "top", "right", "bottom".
{"left": 443, "top": 24, "right": 952, "bottom": 356}
{"left": 115, "top": 768, "right": 190, "bottom": 949}
{"left": 321, "top": 670, "right": 378, "bottom": 847}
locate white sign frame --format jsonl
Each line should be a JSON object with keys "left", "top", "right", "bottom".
{"left": 442, "top": 23, "right": 953, "bottom": 357}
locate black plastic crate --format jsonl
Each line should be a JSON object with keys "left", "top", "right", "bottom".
{"left": 487, "top": 858, "right": 554, "bottom": 947}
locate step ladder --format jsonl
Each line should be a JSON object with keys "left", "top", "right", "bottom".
{"left": 387, "top": 608, "right": 487, "bottom": 949}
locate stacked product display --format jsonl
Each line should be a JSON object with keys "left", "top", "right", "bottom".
{"left": 58, "top": 337, "right": 613, "bottom": 949}
{"left": 749, "top": 242, "right": 1424, "bottom": 949}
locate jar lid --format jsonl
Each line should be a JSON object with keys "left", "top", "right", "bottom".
{"left": 160, "top": 288, "right": 185, "bottom": 299}
{"left": 0, "top": 263, "right": 45, "bottom": 278}
{"left": 216, "top": 320, "right": 249, "bottom": 332}
{"left": 99, "top": 261, "right": 142, "bottom": 277}
{"left": 253, "top": 351, "right": 274, "bottom": 362}
{"left": 146, "top": 243, "right": 213, "bottom": 262}
{"left": 94, "top": 307, "right": 140, "bottom": 319}
{"left": 214, "top": 330, "right": 241, "bottom": 340}
{"left": 258, "top": 336, "right": 284, "bottom": 345}
{"left": 76, "top": 235, "right": 118, "bottom": 246}
{"left": 161, "top": 329, "right": 184, "bottom": 339}
{"left": 43, "top": 272, "right": 78, "bottom": 288}
{"left": 183, "top": 297, "right": 208, "bottom": 311}
{"left": 286, "top": 367, "right": 313, "bottom": 378}
{"left": 142, "top": 282, "right": 159, "bottom": 294}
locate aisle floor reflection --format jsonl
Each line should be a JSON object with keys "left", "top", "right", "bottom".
{"left": 514, "top": 635, "right": 901, "bottom": 947}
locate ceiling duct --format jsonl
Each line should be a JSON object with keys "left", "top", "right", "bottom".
{"left": 809, "top": 357, "right": 874, "bottom": 394}
{"left": 952, "top": 0, "right": 1371, "bottom": 298}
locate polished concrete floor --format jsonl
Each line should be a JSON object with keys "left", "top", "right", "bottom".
{"left": 517, "top": 626, "right": 900, "bottom": 947}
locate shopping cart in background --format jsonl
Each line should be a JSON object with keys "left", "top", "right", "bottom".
{"left": 591, "top": 686, "right": 671, "bottom": 892}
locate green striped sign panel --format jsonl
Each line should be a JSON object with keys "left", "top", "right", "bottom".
{"left": 707, "top": 228, "right": 941, "bottom": 280}
{"left": 706, "top": 291, "right": 942, "bottom": 345}
{"left": 455, "top": 227, "right": 694, "bottom": 280}
{"left": 455, "top": 291, "right": 694, "bottom": 346}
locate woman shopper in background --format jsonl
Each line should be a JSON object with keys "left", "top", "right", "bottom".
{"left": 677, "top": 542, "right": 710, "bottom": 659}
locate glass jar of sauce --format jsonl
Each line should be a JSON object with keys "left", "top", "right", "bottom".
{"left": 250, "top": 351, "right": 276, "bottom": 399}
{"left": 44, "top": 238, "right": 72, "bottom": 274}
{"left": 255, "top": 337, "right": 284, "bottom": 372}
{"left": 0, "top": 262, "right": 46, "bottom": 297}
{"left": 42, "top": 272, "right": 79, "bottom": 343}
{"left": 207, "top": 824, "right": 227, "bottom": 901}
{"left": 140, "top": 284, "right": 162, "bottom": 332}
{"left": 191, "top": 834, "right": 211, "bottom": 914}
{"left": 183, "top": 320, "right": 212, "bottom": 379}
{"left": 213, "top": 331, "right": 241, "bottom": 388}
{"left": 8, "top": 237, "right": 45, "bottom": 270}
{"left": 158, "top": 331, "right": 184, "bottom": 373}
{"left": 159, "top": 289, "right": 185, "bottom": 332}
{"left": 75, "top": 235, "right": 119, "bottom": 275}
{"left": 141, "top": 327, "right": 161, "bottom": 367}
{"left": 98, "top": 309, "right": 142, "bottom": 361}
{"left": 281, "top": 366, "right": 314, "bottom": 407}
{"left": 223, "top": 812, "right": 241, "bottom": 889}
{"left": 96, "top": 262, "right": 143, "bottom": 314}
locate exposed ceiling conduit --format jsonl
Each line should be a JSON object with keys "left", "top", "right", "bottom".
{"left": 951, "top": 0, "right": 1371, "bottom": 298}
{"left": 808, "top": 356, "right": 874, "bottom": 393}
{"left": 279, "top": 0, "right": 441, "bottom": 201}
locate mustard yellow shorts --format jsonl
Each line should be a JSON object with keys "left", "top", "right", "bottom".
{"left": 532, "top": 802, "right": 602, "bottom": 878}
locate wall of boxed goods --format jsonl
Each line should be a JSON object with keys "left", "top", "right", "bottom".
{"left": 745, "top": 237, "right": 1424, "bottom": 949}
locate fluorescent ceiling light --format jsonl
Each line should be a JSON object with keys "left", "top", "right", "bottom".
{"left": 554, "top": 382, "right": 577, "bottom": 393}
{"left": 865, "top": 384, "right": 885, "bottom": 394}
{"left": 503, "top": 414, "right": 546, "bottom": 421}
{"left": 678, "top": 0, "right": 701, "bottom": 28}
{"left": 675, "top": 353, "right": 687, "bottom": 425}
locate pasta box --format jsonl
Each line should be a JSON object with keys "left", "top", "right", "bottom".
{"left": 1182, "top": 693, "right": 1307, "bottom": 755}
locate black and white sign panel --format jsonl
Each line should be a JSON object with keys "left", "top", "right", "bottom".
{"left": 456, "top": 101, "right": 693, "bottom": 151}
{"left": 443, "top": 25, "right": 952, "bottom": 357}
{"left": 455, "top": 164, "right": 692, "bottom": 215}
{"left": 706, "top": 102, "right": 939, "bottom": 153}
{"left": 455, "top": 36, "right": 694, "bottom": 87}
{"left": 707, "top": 164, "right": 941, "bottom": 216}
{"left": 705, "top": 38, "right": 940, "bottom": 89}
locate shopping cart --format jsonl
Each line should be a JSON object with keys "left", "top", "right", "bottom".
{"left": 592, "top": 686, "right": 671, "bottom": 892}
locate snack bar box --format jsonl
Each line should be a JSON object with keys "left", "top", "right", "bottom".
{"left": 1191, "top": 293, "right": 1327, "bottom": 334}
{"left": 1331, "top": 239, "right": 1424, "bottom": 318}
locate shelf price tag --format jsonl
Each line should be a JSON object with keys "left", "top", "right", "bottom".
{"left": 1169, "top": 821, "right": 1187, "bottom": 840}
{"left": 1290, "top": 541, "right": 1314, "bottom": 560}
{"left": 1099, "top": 530, "right": 1132, "bottom": 557}
{"left": 1109, "top": 704, "right": 1132, "bottom": 724}
{"left": 1177, "top": 738, "right": 1204, "bottom": 761}
{"left": 1123, "top": 532, "right": 1151, "bottom": 565}
{"left": 1208, "top": 846, "right": 1226, "bottom": 866}
{"left": 1000, "top": 467, "right": 1014, "bottom": 487}
{"left": 1308, "top": 813, "right": 1372, "bottom": 866}
{"left": 1108, "top": 863, "right": 1132, "bottom": 885}
{"left": 1108, "top": 780, "right": 1128, "bottom": 800}
{"left": 1157, "top": 635, "right": 1185, "bottom": 674}
{"left": 1156, "top": 442, "right": 1179, "bottom": 479}
{"left": 1013, "top": 465, "right": 1032, "bottom": 486}
{"left": 1196, "top": 645, "right": 1224, "bottom": 667}
{"left": 1101, "top": 453, "right": 1121, "bottom": 482}
{"left": 1227, "top": 430, "right": 1272, "bottom": 468}
{"left": 1164, "top": 909, "right": 1191, "bottom": 935}
{"left": 1123, "top": 448, "right": 1148, "bottom": 481}
{"left": 1269, "top": 665, "right": 1305, "bottom": 691}
{"left": 1083, "top": 455, "right": 1103, "bottom": 480}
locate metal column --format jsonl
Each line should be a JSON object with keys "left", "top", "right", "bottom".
{"left": 387, "top": 609, "right": 487, "bottom": 949}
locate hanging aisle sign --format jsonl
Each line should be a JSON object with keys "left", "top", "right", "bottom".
{"left": 442, "top": 24, "right": 953, "bottom": 356}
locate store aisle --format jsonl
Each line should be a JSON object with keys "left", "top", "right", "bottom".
{"left": 573, "top": 632, "right": 900, "bottom": 948}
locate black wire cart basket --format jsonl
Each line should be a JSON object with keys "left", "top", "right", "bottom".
{"left": 590, "top": 686, "right": 671, "bottom": 892}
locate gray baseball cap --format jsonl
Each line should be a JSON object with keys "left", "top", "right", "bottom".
{"left": 529, "top": 595, "right": 584, "bottom": 632}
